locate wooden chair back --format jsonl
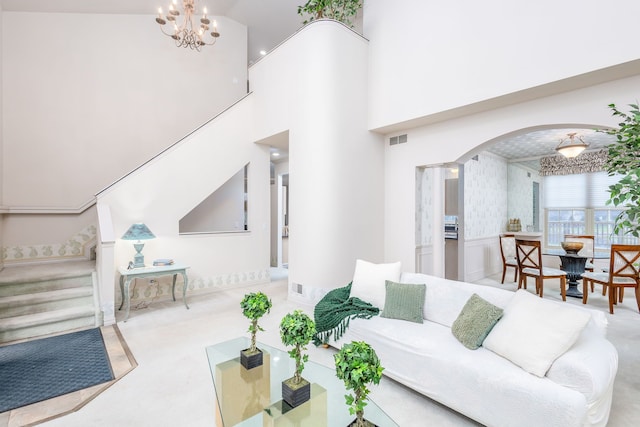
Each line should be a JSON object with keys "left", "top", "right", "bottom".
{"left": 608, "top": 244, "right": 640, "bottom": 283}
{"left": 515, "top": 239, "right": 542, "bottom": 271}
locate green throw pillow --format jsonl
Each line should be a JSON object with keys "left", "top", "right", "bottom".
{"left": 452, "top": 294, "right": 504, "bottom": 350}
{"left": 381, "top": 280, "right": 425, "bottom": 324}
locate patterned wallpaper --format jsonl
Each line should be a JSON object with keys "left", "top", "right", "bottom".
{"left": 508, "top": 164, "right": 540, "bottom": 230}
{"left": 464, "top": 154, "right": 508, "bottom": 239}
{"left": 416, "top": 167, "right": 434, "bottom": 246}
{"left": 1, "top": 224, "right": 97, "bottom": 264}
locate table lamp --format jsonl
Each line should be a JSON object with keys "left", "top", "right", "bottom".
{"left": 121, "top": 223, "right": 156, "bottom": 268}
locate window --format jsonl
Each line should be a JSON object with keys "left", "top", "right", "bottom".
{"left": 547, "top": 209, "right": 586, "bottom": 246}
{"left": 594, "top": 209, "right": 638, "bottom": 247}
{"left": 544, "top": 172, "right": 638, "bottom": 249}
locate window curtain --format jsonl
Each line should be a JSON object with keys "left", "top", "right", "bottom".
{"left": 539, "top": 149, "right": 608, "bottom": 176}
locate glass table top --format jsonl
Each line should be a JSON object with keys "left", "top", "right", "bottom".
{"left": 205, "top": 337, "right": 398, "bottom": 427}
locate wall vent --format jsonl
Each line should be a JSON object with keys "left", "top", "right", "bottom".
{"left": 292, "top": 282, "right": 303, "bottom": 294}
{"left": 390, "top": 134, "right": 408, "bottom": 145}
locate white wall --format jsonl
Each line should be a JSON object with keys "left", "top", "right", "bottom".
{"left": 179, "top": 166, "right": 247, "bottom": 233}
{"left": 97, "top": 96, "right": 271, "bottom": 322}
{"left": 2, "top": 12, "right": 247, "bottom": 208}
{"left": 384, "top": 75, "right": 640, "bottom": 276}
{"left": 250, "top": 22, "right": 385, "bottom": 298}
{"left": 365, "top": 0, "right": 640, "bottom": 131}
{"left": 1, "top": 11, "right": 247, "bottom": 264}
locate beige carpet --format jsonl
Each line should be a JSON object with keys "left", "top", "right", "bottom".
{"left": 6, "top": 271, "right": 639, "bottom": 427}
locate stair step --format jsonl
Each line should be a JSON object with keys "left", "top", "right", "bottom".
{"left": 0, "top": 275, "right": 93, "bottom": 297}
{"left": 0, "top": 287, "right": 94, "bottom": 318}
{"left": 0, "top": 305, "right": 97, "bottom": 343}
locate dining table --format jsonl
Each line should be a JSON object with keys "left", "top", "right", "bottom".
{"left": 544, "top": 249, "right": 610, "bottom": 298}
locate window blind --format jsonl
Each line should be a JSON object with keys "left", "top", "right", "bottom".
{"left": 543, "top": 172, "right": 620, "bottom": 208}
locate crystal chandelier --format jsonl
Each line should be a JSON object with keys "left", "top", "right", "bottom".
{"left": 155, "top": 0, "right": 220, "bottom": 51}
{"left": 555, "top": 132, "right": 589, "bottom": 158}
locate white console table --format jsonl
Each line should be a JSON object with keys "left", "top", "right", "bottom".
{"left": 118, "top": 263, "right": 190, "bottom": 321}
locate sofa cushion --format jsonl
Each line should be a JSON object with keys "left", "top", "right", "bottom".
{"left": 350, "top": 259, "right": 401, "bottom": 309}
{"left": 399, "top": 273, "right": 473, "bottom": 326}
{"left": 483, "top": 289, "right": 590, "bottom": 377}
{"left": 381, "top": 280, "right": 425, "bottom": 323}
{"left": 452, "top": 294, "right": 503, "bottom": 350}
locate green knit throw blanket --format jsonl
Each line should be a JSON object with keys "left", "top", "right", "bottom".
{"left": 313, "top": 282, "right": 379, "bottom": 346}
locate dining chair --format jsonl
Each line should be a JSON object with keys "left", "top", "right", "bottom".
{"left": 581, "top": 244, "right": 640, "bottom": 314}
{"left": 499, "top": 233, "right": 518, "bottom": 284}
{"left": 515, "top": 239, "right": 567, "bottom": 300}
{"left": 564, "top": 234, "right": 597, "bottom": 292}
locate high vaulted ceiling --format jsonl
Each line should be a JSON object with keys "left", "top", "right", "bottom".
{"left": 0, "top": 0, "right": 303, "bottom": 64}
{"left": 1, "top": 1, "right": 618, "bottom": 169}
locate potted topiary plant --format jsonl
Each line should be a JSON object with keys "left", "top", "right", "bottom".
{"left": 240, "top": 291, "right": 273, "bottom": 369}
{"left": 599, "top": 102, "right": 640, "bottom": 237}
{"left": 297, "top": 0, "right": 363, "bottom": 27}
{"left": 334, "top": 341, "right": 384, "bottom": 427}
{"left": 279, "top": 309, "right": 316, "bottom": 407}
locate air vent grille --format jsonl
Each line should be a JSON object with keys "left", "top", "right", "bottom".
{"left": 390, "top": 134, "right": 408, "bottom": 146}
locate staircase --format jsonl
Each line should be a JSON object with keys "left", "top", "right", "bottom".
{"left": 0, "top": 261, "right": 100, "bottom": 344}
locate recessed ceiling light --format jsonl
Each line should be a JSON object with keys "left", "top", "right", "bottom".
{"left": 259, "top": 50, "right": 267, "bottom": 56}
{"left": 272, "top": 152, "right": 280, "bottom": 157}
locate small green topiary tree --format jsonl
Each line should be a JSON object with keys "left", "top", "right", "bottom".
{"left": 334, "top": 341, "right": 384, "bottom": 427}
{"left": 280, "top": 310, "right": 316, "bottom": 384}
{"left": 240, "top": 292, "right": 272, "bottom": 353}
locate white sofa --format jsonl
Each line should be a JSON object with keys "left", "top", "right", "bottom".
{"left": 329, "top": 271, "right": 618, "bottom": 427}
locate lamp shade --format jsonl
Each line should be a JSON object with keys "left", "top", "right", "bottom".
{"left": 555, "top": 133, "right": 589, "bottom": 158}
{"left": 121, "top": 223, "right": 156, "bottom": 241}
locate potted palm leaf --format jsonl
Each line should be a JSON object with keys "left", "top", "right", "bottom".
{"left": 334, "top": 341, "right": 384, "bottom": 427}
{"left": 599, "top": 102, "right": 640, "bottom": 237}
{"left": 279, "top": 309, "right": 316, "bottom": 407}
{"left": 240, "top": 291, "right": 272, "bottom": 369}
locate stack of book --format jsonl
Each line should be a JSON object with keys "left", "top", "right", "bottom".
{"left": 153, "top": 258, "right": 174, "bottom": 266}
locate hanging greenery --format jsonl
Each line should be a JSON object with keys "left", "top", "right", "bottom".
{"left": 297, "top": 0, "right": 363, "bottom": 27}
{"left": 599, "top": 103, "right": 640, "bottom": 237}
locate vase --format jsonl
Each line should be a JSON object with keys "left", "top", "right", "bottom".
{"left": 281, "top": 377, "right": 310, "bottom": 407}
{"left": 240, "top": 348, "right": 263, "bottom": 370}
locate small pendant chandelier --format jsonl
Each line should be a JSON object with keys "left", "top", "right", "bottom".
{"left": 555, "top": 132, "right": 589, "bottom": 158}
{"left": 155, "top": 0, "right": 220, "bottom": 51}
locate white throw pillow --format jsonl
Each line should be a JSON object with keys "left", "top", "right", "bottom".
{"left": 350, "top": 259, "right": 402, "bottom": 309}
{"left": 483, "top": 289, "right": 590, "bottom": 377}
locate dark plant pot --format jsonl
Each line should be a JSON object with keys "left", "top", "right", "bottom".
{"left": 240, "top": 348, "right": 263, "bottom": 370}
{"left": 347, "top": 418, "right": 378, "bottom": 427}
{"left": 281, "top": 377, "right": 310, "bottom": 408}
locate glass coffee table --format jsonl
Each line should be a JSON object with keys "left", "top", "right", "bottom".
{"left": 205, "top": 337, "right": 398, "bottom": 427}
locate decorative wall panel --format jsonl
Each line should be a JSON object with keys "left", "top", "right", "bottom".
{"left": 464, "top": 154, "right": 508, "bottom": 239}
{"left": 2, "top": 224, "right": 96, "bottom": 264}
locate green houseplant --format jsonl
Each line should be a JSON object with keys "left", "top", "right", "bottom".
{"left": 240, "top": 291, "right": 273, "bottom": 369}
{"left": 599, "top": 102, "right": 640, "bottom": 237}
{"left": 334, "top": 341, "right": 384, "bottom": 427}
{"left": 297, "top": 0, "right": 363, "bottom": 27}
{"left": 279, "top": 309, "right": 316, "bottom": 407}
